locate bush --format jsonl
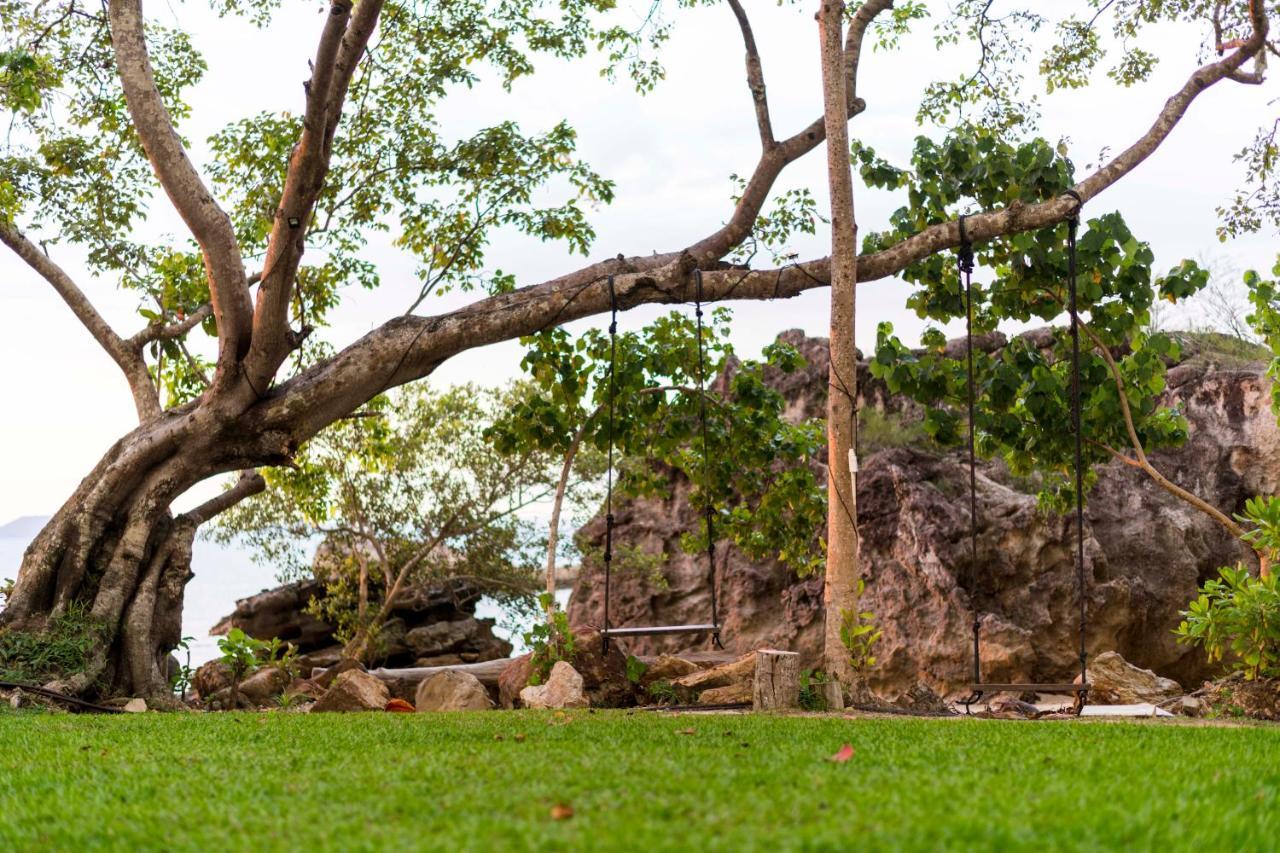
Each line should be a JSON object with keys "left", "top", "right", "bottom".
{"left": 523, "top": 593, "right": 575, "bottom": 685}
{"left": 1175, "top": 565, "right": 1280, "bottom": 680}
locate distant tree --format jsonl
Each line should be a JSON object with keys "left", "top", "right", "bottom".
{"left": 214, "top": 383, "right": 553, "bottom": 663}
{"left": 0, "top": 0, "right": 1274, "bottom": 697}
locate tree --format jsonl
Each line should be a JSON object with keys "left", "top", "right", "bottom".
{"left": 861, "top": 125, "right": 1275, "bottom": 575}
{"left": 214, "top": 383, "right": 552, "bottom": 664}
{"left": 487, "top": 307, "right": 828, "bottom": 624}
{"left": 0, "top": 0, "right": 1274, "bottom": 698}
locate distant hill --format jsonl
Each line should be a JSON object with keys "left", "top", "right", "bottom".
{"left": 0, "top": 516, "right": 51, "bottom": 540}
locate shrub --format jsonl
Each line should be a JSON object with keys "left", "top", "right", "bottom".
{"left": 1175, "top": 565, "right": 1280, "bottom": 680}
{"left": 524, "top": 593, "right": 576, "bottom": 685}
{"left": 839, "top": 580, "right": 882, "bottom": 675}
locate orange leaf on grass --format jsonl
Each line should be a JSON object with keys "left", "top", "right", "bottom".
{"left": 828, "top": 743, "right": 855, "bottom": 763}
{"left": 550, "top": 803, "right": 575, "bottom": 821}
{"left": 385, "top": 698, "right": 415, "bottom": 713}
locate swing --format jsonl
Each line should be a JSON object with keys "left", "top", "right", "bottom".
{"left": 598, "top": 271, "right": 722, "bottom": 651}
{"left": 959, "top": 191, "right": 1091, "bottom": 713}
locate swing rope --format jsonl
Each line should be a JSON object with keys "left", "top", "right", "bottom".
{"left": 694, "top": 270, "right": 723, "bottom": 650}
{"left": 960, "top": 192, "right": 1090, "bottom": 712}
{"left": 600, "top": 271, "right": 722, "bottom": 652}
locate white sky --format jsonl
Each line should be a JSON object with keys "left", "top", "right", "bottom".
{"left": 0, "top": 0, "right": 1276, "bottom": 524}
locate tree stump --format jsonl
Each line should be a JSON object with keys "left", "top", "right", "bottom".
{"left": 752, "top": 649, "right": 800, "bottom": 711}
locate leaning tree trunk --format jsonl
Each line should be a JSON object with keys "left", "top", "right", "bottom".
{"left": 0, "top": 411, "right": 266, "bottom": 700}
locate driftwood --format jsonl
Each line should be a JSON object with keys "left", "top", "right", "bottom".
{"left": 368, "top": 658, "right": 512, "bottom": 689}
{"left": 752, "top": 649, "right": 800, "bottom": 711}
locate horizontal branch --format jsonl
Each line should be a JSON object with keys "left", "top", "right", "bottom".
{"left": 128, "top": 304, "right": 213, "bottom": 348}
{"left": 182, "top": 470, "right": 266, "bottom": 526}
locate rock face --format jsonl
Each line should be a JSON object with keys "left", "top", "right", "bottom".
{"left": 1077, "top": 651, "right": 1183, "bottom": 705}
{"left": 519, "top": 661, "right": 589, "bottom": 710}
{"left": 498, "top": 654, "right": 535, "bottom": 710}
{"left": 211, "top": 577, "right": 511, "bottom": 668}
{"left": 569, "top": 330, "right": 1279, "bottom": 697}
{"left": 312, "top": 669, "right": 390, "bottom": 712}
{"left": 415, "top": 670, "right": 493, "bottom": 711}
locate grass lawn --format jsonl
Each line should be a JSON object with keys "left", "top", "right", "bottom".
{"left": 1, "top": 710, "right": 1278, "bottom": 851}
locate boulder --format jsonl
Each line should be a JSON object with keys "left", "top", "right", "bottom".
{"left": 569, "top": 330, "right": 1280, "bottom": 697}
{"left": 519, "top": 661, "right": 589, "bottom": 710}
{"left": 193, "top": 660, "right": 233, "bottom": 700}
{"left": 211, "top": 575, "right": 511, "bottom": 668}
{"left": 698, "top": 683, "right": 752, "bottom": 705}
{"left": 238, "top": 666, "right": 290, "bottom": 706}
{"left": 498, "top": 654, "right": 535, "bottom": 709}
{"left": 416, "top": 670, "right": 493, "bottom": 711}
{"left": 640, "top": 654, "right": 700, "bottom": 687}
{"left": 314, "top": 658, "right": 366, "bottom": 690}
{"left": 672, "top": 652, "right": 755, "bottom": 693}
{"left": 123, "top": 698, "right": 147, "bottom": 714}
{"left": 1078, "top": 651, "right": 1183, "bottom": 705}
{"left": 312, "top": 669, "right": 390, "bottom": 713}
{"left": 569, "top": 629, "right": 635, "bottom": 707}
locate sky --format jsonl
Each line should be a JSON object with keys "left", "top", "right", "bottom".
{"left": 0, "top": 0, "right": 1276, "bottom": 532}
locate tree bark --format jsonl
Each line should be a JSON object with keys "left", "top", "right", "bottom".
{"left": 818, "top": 0, "right": 860, "bottom": 691}
{"left": 752, "top": 649, "right": 800, "bottom": 711}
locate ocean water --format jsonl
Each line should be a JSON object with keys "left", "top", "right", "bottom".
{"left": 0, "top": 519, "right": 566, "bottom": 669}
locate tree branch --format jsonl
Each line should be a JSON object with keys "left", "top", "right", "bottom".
{"left": 246, "top": 0, "right": 384, "bottom": 391}
{"left": 181, "top": 470, "right": 266, "bottom": 526}
{"left": 107, "top": 0, "right": 252, "bottom": 380}
{"left": 128, "top": 304, "right": 213, "bottom": 348}
{"left": 726, "top": 0, "right": 773, "bottom": 148}
{"left": 0, "top": 223, "right": 160, "bottom": 420}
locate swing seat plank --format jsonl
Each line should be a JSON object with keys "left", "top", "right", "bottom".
{"left": 600, "top": 624, "right": 719, "bottom": 637}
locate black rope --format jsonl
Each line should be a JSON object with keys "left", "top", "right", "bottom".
{"left": 958, "top": 214, "right": 982, "bottom": 688}
{"left": 1064, "top": 189, "right": 1088, "bottom": 691}
{"left": 694, "top": 270, "right": 723, "bottom": 650}
{"left": 602, "top": 275, "right": 618, "bottom": 654}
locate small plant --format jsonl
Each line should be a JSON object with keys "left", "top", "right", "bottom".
{"left": 1175, "top": 564, "right": 1280, "bottom": 680}
{"left": 799, "top": 669, "right": 833, "bottom": 711}
{"left": 0, "top": 600, "right": 101, "bottom": 684}
{"left": 647, "top": 680, "right": 678, "bottom": 705}
{"left": 1238, "top": 495, "right": 1280, "bottom": 569}
{"left": 625, "top": 655, "right": 648, "bottom": 685}
{"left": 275, "top": 691, "right": 301, "bottom": 711}
{"left": 170, "top": 636, "right": 196, "bottom": 701}
{"left": 523, "top": 593, "right": 576, "bottom": 685}
{"left": 217, "top": 628, "right": 267, "bottom": 709}
{"left": 839, "top": 579, "right": 882, "bottom": 675}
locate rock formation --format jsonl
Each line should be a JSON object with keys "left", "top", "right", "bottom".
{"left": 210, "top": 576, "right": 511, "bottom": 669}
{"left": 568, "top": 330, "right": 1278, "bottom": 698}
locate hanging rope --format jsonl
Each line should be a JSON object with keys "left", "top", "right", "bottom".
{"left": 958, "top": 214, "right": 981, "bottom": 688}
{"left": 1064, "top": 189, "right": 1088, "bottom": 689}
{"left": 694, "top": 270, "right": 723, "bottom": 649}
{"left": 602, "top": 275, "right": 618, "bottom": 652}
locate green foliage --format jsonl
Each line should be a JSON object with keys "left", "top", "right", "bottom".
{"left": 860, "top": 125, "right": 1207, "bottom": 513}
{"left": 858, "top": 407, "right": 930, "bottom": 453}
{"left": 1238, "top": 495, "right": 1280, "bottom": 564}
{"left": 524, "top": 593, "right": 575, "bottom": 686}
{"left": 217, "top": 628, "right": 266, "bottom": 683}
{"left": 839, "top": 580, "right": 881, "bottom": 675}
{"left": 0, "top": 601, "right": 101, "bottom": 685}
{"left": 1175, "top": 565, "right": 1280, "bottom": 681}
{"left": 169, "top": 636, "right": 196, "bottom": 699}
{"left": 798, "top": 669, "right": 833, "bottom": 712}
{"left": 489, "top": 310, "right": 828, "bottom": 578}
{"left": 646, "top": 679, "right": 678, "bottom": 705}
{"left": 1244, "top": 259, "right": 1280, "bottom": 416}
{"left": 625, "top": 655, "right": 648, "bottom": 685}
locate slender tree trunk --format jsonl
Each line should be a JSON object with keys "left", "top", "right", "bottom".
{"left": 817, "top": 0, "right": 861, "bottom": 692}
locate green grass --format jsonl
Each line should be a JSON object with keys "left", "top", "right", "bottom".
{"left": 1, "top": 711, "right": 1278, "bottom": 851}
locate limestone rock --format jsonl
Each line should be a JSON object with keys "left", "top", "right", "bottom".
{"left": 211, "top": 575, "right": 511, "bottom": 668}
{"left": 672, "top": 652, "right": 755, "bottom": 693}
{"left": 238, "top": 666, "right": 290, "bottom": 706}
{"left": 498, "top": 654, "right": 535, "bottom": 710}
{"left": 312, "top": 669, "right": 389, "bottom": 712}
{"left": 568, "top": 629, "right": 635, "bottom": 708}
{"left": 640, "top": 654, "right": 700, "bottom": 686}
{"left": 1078, "top": 651, "right": 1183, "bottom": 705}
{"left": 569, "top": 330, "right": 1280, "bottom": 697}
{"left": 123, "top": 698, "right": 147, "bottom": 713}
{"left": 193, "top": 660, "right": 233, "bottom": 700}
{"left": 699, "top": 682, "right": 752, "bottom": 705}
{"left": 416, "top": 670, "right": 493, "bottom": 711}
{"left": 519, "top": 661, "right": 589, "bottom": 710}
